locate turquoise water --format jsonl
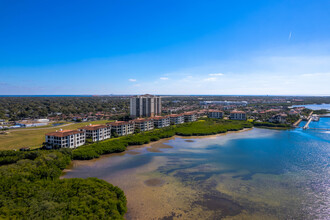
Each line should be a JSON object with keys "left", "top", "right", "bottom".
{"left": 292, "top": 103, "right": 330, "bottom": 110}
{"left": 63, "top": 119, "right": 330, "bottom": 219}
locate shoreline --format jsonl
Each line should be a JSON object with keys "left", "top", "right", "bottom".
{"left": 68, "top": 127, "right": 253, "bottom": 165}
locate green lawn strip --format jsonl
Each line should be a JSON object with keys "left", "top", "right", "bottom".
{"left": 0, "top": 120, "right": 112, "bottom": 150}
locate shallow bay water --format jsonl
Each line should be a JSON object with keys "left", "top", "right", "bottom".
{"left": 63, "top": 119, "right": 330, "bottom": 219}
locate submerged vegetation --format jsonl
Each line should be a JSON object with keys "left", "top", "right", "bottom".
{"left": 0, "top": 149, "right": 127, "bottom": 219}
{"left": 0, "top": 119, "right": 251, "bottom": 218}
{"left": 73, "top": 119, "right": 252, "bottom": 160}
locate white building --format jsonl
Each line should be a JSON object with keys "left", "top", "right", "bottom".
{"left": 16, "top": 120, "right": 48, "bottom": 127}
{"left": 153, "top": 116, "right": 170, "bottom": 128}
{"left": 230, "top": 111, "right": 246, "bottom": 120}
{"left": 130, "top": 94, "right": 162, "bottom": 118}
{"left": 169, "top": 114, "right": 185, "bottom": 125}
{"left": 133, "top": 118, "right": 154, "bottom": 132}
{"left": 79, "top": 124, "right": 111, "bottom": 142}
{"left": 208, "top": 110, "right": 224, "bottom": 119}
{"left": 107, "top": 121, "right": 135, "bottom": 136}
{"left": 45, "top": 129, "right": 86, "bottom": 149}
{"left": 184, "top": 112, "right": 197, "bottom": 122}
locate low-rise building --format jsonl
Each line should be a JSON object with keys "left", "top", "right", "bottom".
{"left": 184, "top": 112, "right": 197, "bottom": 122}
{"left": 153, "top": 116, "right": 170, "bottom": 128}
{"left": 107, "top": 121, "right": 135, "bottom": 136}
{"left": 169, "top": 114, "right": 185, "bottom": 125}
{"left": 268, "top": 114, "right": 287, "bottom": 124}
{"left": 230, "top": 111, "right": 246, "bottom": 120}
{"left": 45, "top": 129, "right": 86, "bottom": 149}
{"left": 16, "top": 120, "right": 48, "bottom": 127}
{"left": 133, "top": 118, "right": 154, "bottom": 132}
{"left": 79, "top": 124, "right": 111, "bottom": 142}
{"left": 208, "top": 110, "right": 224, "bottom": 119}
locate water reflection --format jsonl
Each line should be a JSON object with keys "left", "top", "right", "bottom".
{"left": 63, "top": 119, "right": 330, "bottom": 219}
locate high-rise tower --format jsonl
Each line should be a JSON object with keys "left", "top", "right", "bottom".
{"left": 130, "top": 94, "right": 162, "bottom": 118}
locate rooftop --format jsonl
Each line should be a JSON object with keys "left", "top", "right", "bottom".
{"left": 46, "top": 129, "right": 84, "bottom": 137}
{"left": 107, "top": 121, "right": 134, "bottom": 126}
{"left": 79, "top": 124, "right": 107, "bottom": 130}
{"left": 152, "top": 115, "right": 169, "bottom": 120}
{"left": 208, "top": 110, "right": 224, "bottom": 113}
{"left": 231, "top": 110, "right": 246, "bottom": 114}
{"left": 133, "top": 118, "right": 153, "bottom": 123}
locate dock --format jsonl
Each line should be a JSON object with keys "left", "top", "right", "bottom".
{"left": 303, "top": 117, "right": 313, "bottom": 129}
{"left": 303, "top": 111, "right": 313, "bottom": 130}
{"left": 293, "top": 119, "right": 302, "bottom": 127}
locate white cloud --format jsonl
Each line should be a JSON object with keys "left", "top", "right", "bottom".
{"left": 160, "top": 77, "right": 169, "bottom": 80}
{"left": 301, "top": 72, "right": 330, "bottom": 77}
{"left": 288, "top": 32, "right": 292, "bottom": 40}
{"left": 209, "top": 73, "right": 224, "bottom": 76}
{"left": 204, "top": 77, "right": 217, "bottom": 82}
{"left": 128, "top": 79, "right": 137, "bottom": 82}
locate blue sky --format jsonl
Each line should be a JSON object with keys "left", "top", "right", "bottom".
{"left": 0, "top": 0, "right": 330, "bottom": 95}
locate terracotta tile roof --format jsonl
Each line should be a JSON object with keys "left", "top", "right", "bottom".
{"left": 184, "top": 112, "right": 196, "bottom": 116}
{"left": 169, "top": 114, "right": 184, "bottom": 117}
{"left": 46, "top": 129, "right": 84, "bottom": 137}
{"left": 133, "top": 118, "right": 153, "bottom": 123}
{"left": 208, "top": 110, "right": 224, "bottom": 113}
{"left": 107, "top": 121, "right": 134, "bottom": 126}
{"left": 152, "top": 116, "right": 169, "bottom": 120}
{"left": 230, "top": 110, "right": 246, "bottom": 114}
{"left": 79, "top": 124, "right": 107, "bottom": 130}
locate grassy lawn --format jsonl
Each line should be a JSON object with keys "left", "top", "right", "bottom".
{"left": 0, "top": 120, "right": 111, "bottom": 150}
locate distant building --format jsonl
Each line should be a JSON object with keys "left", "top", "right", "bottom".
{"left": 268, "top": 114, "right": 287, "bottom": 124}
{"left": 169, "top": 114, "right": 185, "bottom": 125}
{"left": 200, "top": 101, "right": 248, "bottom": 106}
{"left": 196, "top": 110, "right": 207, "bottom": 118}
{"left": 45, "top": 129, "right": 86, "bottom": 148}
{"left": 230, "top": 111, "right": 246, "bottom": 120}
{"left": 184, "top": 112, "right": 197, "bottom": 122}
{"left": 208, "top": 110, "right": 224, "bottom": 119}
{"left": 153, "top": 116, "right": 170, "bottom": 128}
{"left": 107, "top": 121, "right": 135, "bottom": 136}
{"left": 79, "top": 124, "right": 111, "bottom": 142}
{"left": 16, "top": 120, "right": 48, "bottom": 127}
{"left": 130, "top": 94, "right": 162, "bottom": 118}
{"left": 133, "top": 118, "right": 154, "bottom": 132}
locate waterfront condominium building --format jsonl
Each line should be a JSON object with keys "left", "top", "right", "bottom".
{"left": 107, "top": 121, "right": 135, "bottom": 136}
{"left": 230, "top": 110, "right": 247, "bottom": 120}
{"left": 45, "top": 129, "right": 86, "bottom": 149}
{"left": 184, "top": 112, "right": 197, "bottom": 122}
{"left": 79, "top": 124, "right": 111, "bottom": 142}
{"left": 130, "top": 94, "right": 162, "bottom": 118}
{"left": 169, "top": 114, "right": 185, "bottom": 125}
{"left": 208, "top": 110, "right": 224, "bottom": 119}
{"left": 153, "top": 116, "right": 170, "bottom": 128}
{"left": 133, "top": 118, "right": 154, "bottom": 132}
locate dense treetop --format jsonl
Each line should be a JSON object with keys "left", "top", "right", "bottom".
{"left": 0, "top": 149, "right": 127, "bottom": 219}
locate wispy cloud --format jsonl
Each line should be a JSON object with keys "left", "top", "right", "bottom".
{"left": 209, "top": 73, "right": 224, "bottom": 76}
{"left": 204, "top": 77, "right": 217, "bottom": 81}
{"left": 160, "top": 77, "right": 169, "bottom": 80}
{"left": 288, "top": 32, "right": 292, "bottom": 40}
{"left": 301, "top": 72, "right": 330, "bottom": 77}
{"left": 128, "top": 79, "right": 137, "bottom": 82}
